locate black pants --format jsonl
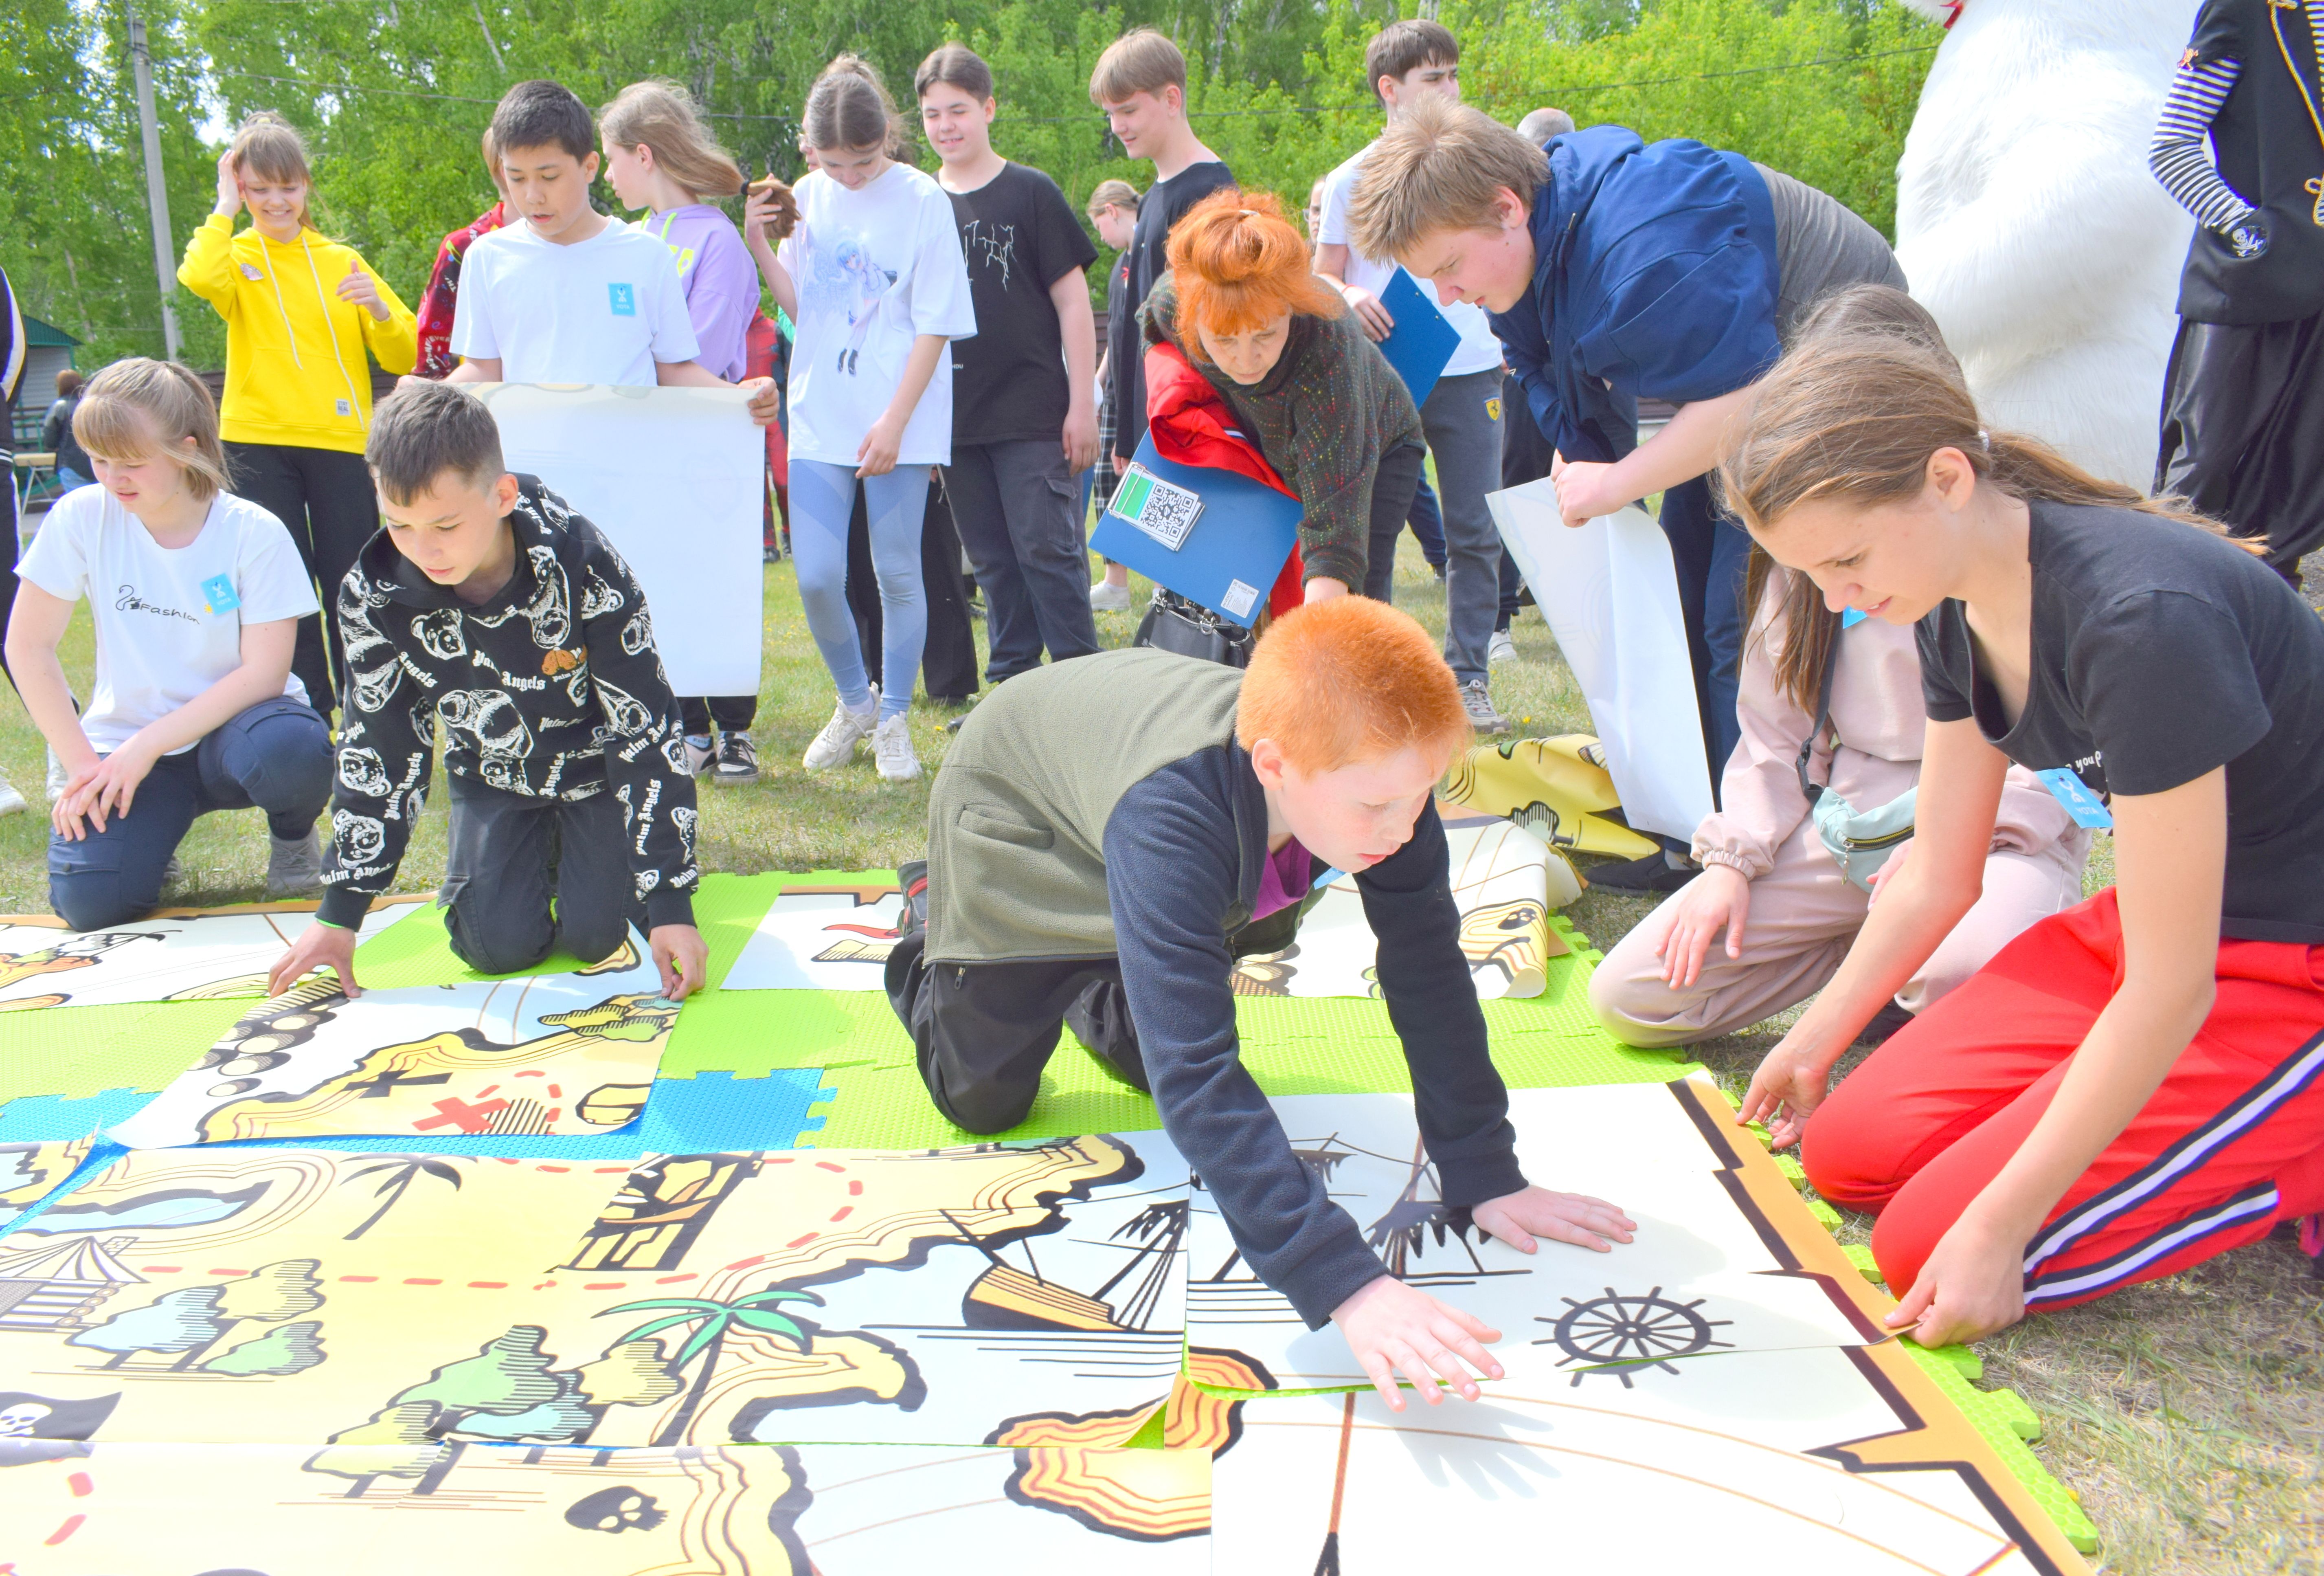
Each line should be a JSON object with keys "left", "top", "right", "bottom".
{"left": 1358, "top": 442, "right": 1430, "bottom": 603}
{"left": 2155, "top": 310, "right": 2324, "bottom": 581}
{"left": 885, "top": 930, "right": 1146, "bottom": 1135}
{"left": 678, "top": 695, "right": 758, "bottom": 736}
{"left": 440, "top": 774, "right": 638, "bottom": 975}
{"left": 849, "top": 473, "right": 979, "bottom": 702}
{"left": 226, "top": 442, "right": 381, "bottom": 716}
{"left": 945, "top": 437, "right": 1101, "bottom": 682}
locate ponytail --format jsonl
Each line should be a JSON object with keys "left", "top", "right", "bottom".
{"left": 803, "top": 54, "right": 910, "bottom": 159}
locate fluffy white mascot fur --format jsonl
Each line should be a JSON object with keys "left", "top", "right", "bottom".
{"left": 1893, "top": 0, "right": 2198, "bottom": 487}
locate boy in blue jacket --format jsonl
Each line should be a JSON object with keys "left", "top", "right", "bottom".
{"left": 1347, "top": 98, "right": 1903, "bottom": 879}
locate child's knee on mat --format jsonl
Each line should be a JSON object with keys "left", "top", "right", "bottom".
{"left": 49, "top": 870, "right": 155, "bottom": 933}
{"left": 1798, "top": 1087, "right": 1911, "bottom": 1215}
{"left": 1584, "top": 964, "right": 1694, "bottom": 1050}
{"left": 933, "top": 1074, "right": 1038, "bottom": 1137}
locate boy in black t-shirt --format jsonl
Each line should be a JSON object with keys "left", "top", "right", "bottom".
{"left": 917, "top": 44, "right": 1103, "bottom": 682}
{"left": 1086, "top": 180, "right": 1141, "bottom": 612}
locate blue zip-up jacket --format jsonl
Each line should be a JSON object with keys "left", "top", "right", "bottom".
{"left": 1491, "top": 125, "right": 1782, "bottom": 464}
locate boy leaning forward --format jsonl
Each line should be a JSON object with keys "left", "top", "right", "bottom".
{"left": 886, "top": 598, "right": 1634, "bottom": 1406}
{"left": 270, "top": 379, "right": 707, "bottom": 1001}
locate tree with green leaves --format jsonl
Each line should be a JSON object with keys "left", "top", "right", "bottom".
{"left": 201, "top": 1318, "right": 326, "bottom": 1376}
{"left": 66, "top": 1286, "right": 228, "bottom": 1368}
{"left": 599, "top": 1286, "right": 821, "bottom": 1447}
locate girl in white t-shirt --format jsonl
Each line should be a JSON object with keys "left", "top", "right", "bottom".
{"left": 744, "top": 55, "right": 975, "bottom": 783}
{"left": 5, "top": 360, "right": 334, "bottom": 930}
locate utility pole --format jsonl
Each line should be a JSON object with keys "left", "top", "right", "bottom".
{"left": 126, "top": 5, "right": 182, "bottom": 360}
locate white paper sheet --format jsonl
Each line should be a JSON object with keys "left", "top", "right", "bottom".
{"left": 1487, "top": 484, "right": 1714, "bottom": 842}
{"left": 470, "top": 383, "right": 764, "bottom": 697}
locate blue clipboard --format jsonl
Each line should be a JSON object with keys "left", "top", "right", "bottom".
{"left": 1376, "top": 267, "right": 1461, "bottom": 406}
{"left": 1088, "top": 434, "right": 1303, "bottom": 627}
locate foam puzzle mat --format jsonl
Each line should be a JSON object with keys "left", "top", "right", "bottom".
{"left": 0, "top": 877, "right": 2099, "bottom": 1569}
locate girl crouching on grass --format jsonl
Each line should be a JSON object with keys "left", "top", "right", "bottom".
{"left": 7, "top": 360, "right": 332, "bottom": 929}
{"left": 742, "top": 55, "right": 975, "bottom": 783}
{"left": 1726, "top": 325, "right": 2324, "bottom": 1344}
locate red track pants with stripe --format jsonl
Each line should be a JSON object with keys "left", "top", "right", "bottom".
{"left": 1803, "top": 889, "right": 2324, "bottom": 1309}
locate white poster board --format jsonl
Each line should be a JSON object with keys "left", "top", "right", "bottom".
{"left": 472, "top": 383, "right": 763, "bottom": 697}
{"left": 1487, "top": 482, "right": 1714, "bottom": 842}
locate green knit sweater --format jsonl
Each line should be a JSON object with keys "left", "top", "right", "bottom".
{"left": 1141, "top": 274, "right": 1424, "bottom": 590}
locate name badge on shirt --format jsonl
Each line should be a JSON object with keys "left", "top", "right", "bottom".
{"left": 2034, "top": 767, "right": 2114, "bottom": 829}
{"left": 608, "top": 282, "right": 637, "bottom": 317}
{"left": 335, "top": 398, "right": 352, "bottom": 417}
{"left": 240, "top": 263, "right": 264, "bottom": 281}
{"left": 200, "top": 574, "right": 241, "bottom": 616}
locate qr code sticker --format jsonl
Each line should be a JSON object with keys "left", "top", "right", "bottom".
{"left": 1108, "top": 464, "right": 1205, "bottom": 551}
{"left": 1220, "top": 578, "right": 1260, "bottom": 620}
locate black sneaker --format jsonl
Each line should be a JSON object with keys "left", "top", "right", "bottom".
{"left": 1586, "top": 850, "right": 1696, "bottom": 893}
{"left": 711, "top": 731, "right": 760, "bottom": 785}
{"left": 897, "top": 859, "right": 929, "bottom": 940}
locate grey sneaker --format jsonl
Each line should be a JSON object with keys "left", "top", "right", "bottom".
{"left": 1488, "top": 630, "right": 1517, "bottom": 664}
{"left": 265, "top": 831, "right": 324, "bottom": 899}
{"left": 682, "top": 733, "right": 716, "bottom": 775}
{"left": 1090, "top": 579, "right": 1133, "bottom": 613}
{"left": 803, "top": 688, "right": 879, "bottom": 769}
{"left": 1459, "top": 680, "right": 1509, "bottom": 736}
{"left": 873, "top": 713, "right": 921, "bottom": 783}
{"left": 711, "top": 730, "right": 760, "bottom": 785}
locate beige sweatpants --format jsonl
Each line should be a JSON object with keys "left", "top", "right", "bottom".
{"left": 1588, "top": 817, "right": 2088, "bottom": 1049}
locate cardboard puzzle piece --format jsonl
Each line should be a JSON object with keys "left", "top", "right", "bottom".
{"left": 0, "top": 1133, "right": 1196, "bottom": 1454}
{"left": 722, "top": 826, "right": 1569, "bottom": 1002}
{"left": 1185, "top": 1077, "right": 1889, "bottom": 1390}
{"left": 1208, "top": 1342, "right": 2091, "bottom": 1575}
{"left": 0, "top": 1440, "right": 1212, "bottom": 1574}
{"left": 0, "top": 900, "right": 425, "bottom": 1011}
{"left": 105, "top": 935, "right": 676, "bottom": 1147}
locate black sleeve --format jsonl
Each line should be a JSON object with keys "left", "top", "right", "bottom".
{"left": 2073, "top": 589, "right": 2272, "bottom": 795}
{"left": 1031, "top": 169, "right": 1099, "bottom": 289}
{"left": 1102, "top": 758, "right": 1389, "bottom": 1329}
{"left": 2186, "top": 0, "right": 2242, "bottom": 68}
{"left": 1355, "top": 799, "right": 1527, "bottom": 1209}
{"left": 570, "top": 518, "right": 702, "bottom": 929}
{"left": 1916, "top": 605, "right": 1974, "bottom": 723}
{"left": 319, "top": 563, "right": 433, "bottom": 927}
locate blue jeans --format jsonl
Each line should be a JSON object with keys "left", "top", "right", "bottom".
{"left": 1658, "top": 475, "right": 1752, "bottom": 792}
{"left": 792, "top": 459, "right": 930, "bottom": 722}
{"left": 48, "top": 696, "right": 331, "bottom": 930}
{"left": 55, "top": 465, "right": 91, "bottom": 492}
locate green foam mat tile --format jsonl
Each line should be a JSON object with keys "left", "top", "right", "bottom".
{"left": 0, "top": 998, "right": 250, "bottom": 1106}
{"left": 1842, "top": 1242, "right": 1884, "bottom": 1284}
{"left": 1903, "top": 1341, "right": 2100, "bottom": 1554}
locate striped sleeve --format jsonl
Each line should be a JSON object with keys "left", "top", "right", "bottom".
{"left": 2148, "top": 57, "right": 2256, "bottom": 234}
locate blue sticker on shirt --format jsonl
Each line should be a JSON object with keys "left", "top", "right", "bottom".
{"left": 608, "top": 282, "right": 637, "bottom": 317}
{"left": 200, "top": 574, "right": 240, "bottom": 615}
{"left": 2034, "top": 767, "right": 2114, "bottom": 829}
{"left": 1840, "top": 607, "right": 1869, "bottom": 628}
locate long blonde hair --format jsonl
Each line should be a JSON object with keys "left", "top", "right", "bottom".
{"left": 598, "top": 80, "right": 746, "bottom": 201}
{"left": 229, "top": 110, "right": 316, "bottom": 231}
{"left": 73, "top": 359, "right": 233, "bottom": 503}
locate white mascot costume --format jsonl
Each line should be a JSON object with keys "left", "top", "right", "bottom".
{"left": 1892, "top": 0, "right": 2199, "bottom": 488}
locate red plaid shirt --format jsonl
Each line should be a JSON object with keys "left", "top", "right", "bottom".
{"left": 413, "top": 200, "right": 509, "bottom": 379}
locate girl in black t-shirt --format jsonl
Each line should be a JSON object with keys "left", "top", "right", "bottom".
{"left": 1717, "top": 326, "right": 2324, "bottom": 1346}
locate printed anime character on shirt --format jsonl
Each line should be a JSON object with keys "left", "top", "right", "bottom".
{"left": 801, "top": 233, "right": 901, "bottom": 376}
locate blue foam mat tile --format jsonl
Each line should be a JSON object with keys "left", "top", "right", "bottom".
{"left": 0, "top": 1088, "right": 161, "bottom": 1141}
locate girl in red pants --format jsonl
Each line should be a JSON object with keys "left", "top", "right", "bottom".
{"left": 1722, "top": 323, "right": 2324, "bottom": 1348}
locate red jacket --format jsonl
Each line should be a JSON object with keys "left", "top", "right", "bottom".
{"left": 1142, "top": 341, "right": 1306, "bottom": 619}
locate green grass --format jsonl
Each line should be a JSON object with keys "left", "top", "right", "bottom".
{"left": 2, "top": 522, "right": 2316, "bottom": 1573}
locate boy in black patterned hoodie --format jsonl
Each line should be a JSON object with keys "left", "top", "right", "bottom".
{"left": 267, "top": 380, "right": 706, "bottom": 999}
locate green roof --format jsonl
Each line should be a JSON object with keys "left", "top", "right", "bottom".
{"left": 22, "top": 314, "right": 79, "bottom": 349}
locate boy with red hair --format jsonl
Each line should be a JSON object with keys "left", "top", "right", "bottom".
{"left": 887, "top": 600, "right": 1635, "bottom": 1407}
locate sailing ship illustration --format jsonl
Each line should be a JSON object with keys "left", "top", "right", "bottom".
{"left": 950, "top": 1196, "right": 1188, "bottom": 1335}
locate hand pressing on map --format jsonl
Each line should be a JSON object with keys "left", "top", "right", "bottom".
{"left": 1470, "top": 1185, "right": 1637, "bottom": 1257}
{"left": 268, "top": 921, "right": 361, "bottom": 999}
{"left": 1332, "top": 1274, "right": 1504, "bottom": 1411}
{"left": 1884, "top": 1215, "right": 2027, "bottom": 1347}
{"left": 650, "top": 922, "right": 708, "bottom": 1000}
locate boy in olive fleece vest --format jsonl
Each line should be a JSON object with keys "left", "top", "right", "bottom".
{"left": 887, "top": 599, "right": 1635, "bottom": 1410}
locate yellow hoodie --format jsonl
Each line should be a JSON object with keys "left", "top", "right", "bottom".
{"left": 179, "top": 214, "right": 419, "bottom": 453}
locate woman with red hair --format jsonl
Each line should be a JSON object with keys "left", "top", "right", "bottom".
{"left": 1141, "top": 189, "right": 1425, "bottom": 603}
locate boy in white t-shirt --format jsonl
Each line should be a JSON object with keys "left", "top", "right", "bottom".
{"left": 4, "top": 360, "right": 332, "bottom": 930}
{"left": 443, "top": 79, "right": 779, "bottom": 416}
{"left": 1314, "top": 19, "right": 1510, "bottom": 734}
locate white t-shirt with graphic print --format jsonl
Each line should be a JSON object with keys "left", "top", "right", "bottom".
{"left": 17, "top": 484, "right": 318, "bottom": 753}
{"left": 778, "top": 163, "right": 978, "bottom": 468}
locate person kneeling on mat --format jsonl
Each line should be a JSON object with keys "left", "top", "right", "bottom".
{"left": 885, "top": 599, "right": 1636, "bottom": 1408}
{"left": 268, "top": 380, "right": 708, "bottom": 1002}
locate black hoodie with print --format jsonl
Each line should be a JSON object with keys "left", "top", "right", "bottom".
{"left": 316, "top": 475, "right": 701, "bottom": 930}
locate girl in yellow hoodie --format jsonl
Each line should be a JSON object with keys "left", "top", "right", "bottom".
{"left": 180, "top": 111, "right": 417, "bottom": 718}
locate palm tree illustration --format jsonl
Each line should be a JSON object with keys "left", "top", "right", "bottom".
{"left": 599, "top": 1286, "right": 822, "bottom": 1446}
{"left": 340, "top": 1157, "right": 464, "bottom": 1241}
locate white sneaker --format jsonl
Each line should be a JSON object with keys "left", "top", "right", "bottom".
{"left": 1488, "top": 630, "right": 1517, "bottom": 664}
{"left": 803, "top": 689, "right": 878, "bottom": 769}
{"left": 0, "top": 776, "right": 24, "bottom": 817}
{"left": 1090, "top": 579, "right": 1132, "bottom": 613}
{"left": 873, "top": 713, "right": 920, "bottom": 782}
{"left": 1459, "top": 679, "right": 1509, "bottom": 736}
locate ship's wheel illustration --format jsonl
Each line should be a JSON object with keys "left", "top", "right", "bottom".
{"left": 1533, "top": 1285, "right": 1733, "bottom": 1387}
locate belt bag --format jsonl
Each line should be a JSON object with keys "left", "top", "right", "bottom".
{"left": 1133, "top": 588, "right": 1256, "bottom": 670}
{"left": 1797, "top": 621, "right": 1915, "bottom": 892}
